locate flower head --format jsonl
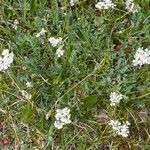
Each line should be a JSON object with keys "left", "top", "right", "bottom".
{"left": 95, "top": 0, "right": 116, "bottom": 10}
{"left": 109, "top": 92, "right": 123, "bottom": 106}
{"left": 21, "top": 90, "right": 32, "bottom": 100}
{"left": 109, "top": 120, "right": 130, "bottom": 137}
{"left": 132, "top": 47, "right": 150, "bottom": 67}
{"left": 54, "top": 107, "right": 71, "bottom": 129}
{"left": 0, "top": 49, "right": 14, "bottom": 72}
{"left": 26, "top": 82, "right": 33, "bottom": 88}
{"left": 56, "top": 47, "right": 64, "bottom": 57}
{"left": 125, "top": 0, "right": 138, "bottom": 13}
{"left": 48, "top": 37, "right": 65, "bottom": 57}
{"left": 48, "top": 37, "right": 62, "bottom": 47}
{"left": 12, "top": 19, "right": 19, "bottom": 30}
{"left": 70, "top": 0, "right": 78, "bottom": 6}
{"left": 36, "top": 28, "right": 47, "bottom": 37}
{"left": 54, "top": 120, "right": 63, "bottom": 129}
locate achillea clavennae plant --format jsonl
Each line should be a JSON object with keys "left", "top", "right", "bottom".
{"left": 125, "top": 0, "right": 138, "bottom": 13}
{"left": 132, "top": 47, "right": 150, "bottom": 67}
{"left": 109, "top": 120, "right": 130, "bottom": 137}
{"left": 36, "top": 28, "right": 47, "bottom": 37}
{"left": 54, "top": 107, "right": 71, "bottom": 129}
{"left": 0, "top": 49, "right": 14, "bottom": 72}
{"left": 95, "top": 0, "right": 116, "bottom": 10}
{"left": 109, "top": 92, "right": 123, "bottom": 106}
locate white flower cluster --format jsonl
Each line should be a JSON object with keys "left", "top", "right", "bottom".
{"left": 21, "top": 90, "right": 32, "bottom": 100}
{"left": 36, "top": 28, "right": 47, "bottom": 37}
{"left": 109, "top": 92, "right": 123, "bottom": 106}
{"left": 35, "top": 28, "right": 65, "bottom": 57}
{"left": 70, "top": 0, "right": 78, "bottom": 6}
{"left": 12, "top": 19, "right": 19, "bottom": 30}
{"left": 55, "top": 46, "right": 64, "bottom": 57}
{"left": 54, "top": 107, "right": 71, "bottom": 129}
{"left": 125, "top": 0, "right": 138, "bottom": 13}
{"left": 49, "top": 37, "right": 65, "bottom": 57}
{"left": 95, "top": 0, "right": 116, "bottom": 10}
{"left": 133, "top": 47, "right": 150, "bottom": 67}
{"left": 26, "top": 82, "right": 33, "bottom": 88}
{"left": 48, "top": 37, "right": 62, "bottom": 47}
{"left": 0, "top": 49, "right": 14, "bottom": 72}
{"left": 109, "top": 120, "right": 130, "bottom": 137}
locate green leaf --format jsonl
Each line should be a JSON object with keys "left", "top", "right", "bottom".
{"left": 83, "top": 95, "right": 98, "bottom": 109}
{"left": 30, "top": 0, "right": 37, "bottom": 15}
{"left": 94, "top": 17, "right": 104, "bottom": 27}
{"left": 21, "top": 102, "right": 36, "bottom": 124}
{"left": 47, "top": 124, "right": 54, "bottom": 146}
{"left": 42, "top": 0, "right": 47, "bottom": 6}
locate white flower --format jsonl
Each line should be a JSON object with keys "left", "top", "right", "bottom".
{"left": 54, "top": 107, "right": 71, "bottom": 129}
{"left": 70, "top": 0, "right": 78, "bottom": 6}
{"left": 109, "top": 120, "right": 121, "bottom": 130}
{"left": 48, "top": 37, "right": 65, "bottom": 57}
{"left": 12, "top": 19, "right": 19, "bottom": 30}
{"left": 26, "top": 82, "right": 33, "bottom": 88}
{"left": 95, "top": 0, "right": 116, "bottom": 10}
{"left": 109, "top": 92, "right": 123, "bottom": 106}
{"left": 2, "top": 49, "right": 9, "bottom": 56}
{"left": 36, "top": 28, "right": 47, "bottom": 37}
{"left": 21, "top": 90, "right": 32, "bottom": 100}
{"left": 48, "top": 37, "right": 62, "bottom": 47}
{"left": 125, "top": 0, "right": 138, "bottom": 13}
{"left": 54, "top": 120, "right": 63, "bottom": 129}
{"left": 60, "top": 114, "right": 71, "bottom": 124}
{"left": 95, "top": 2, "right": 105, "bottom": 9}
{"left": 0, "top": 49, "right": 14, "bottom": 72}
{"left": 109, "top": 120, "right": 130, "bottom": 137}
{"left": 40, "top": 28, "right": 47, "bottom": 35}
{"left": 132, "top": 47, "right": 150, "bottom": 67}
{"left": 56, "top": 47, "right": 64, "bottom": 57}
{"left": 118, "top": 124, "right": 130, "bottom": 137}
